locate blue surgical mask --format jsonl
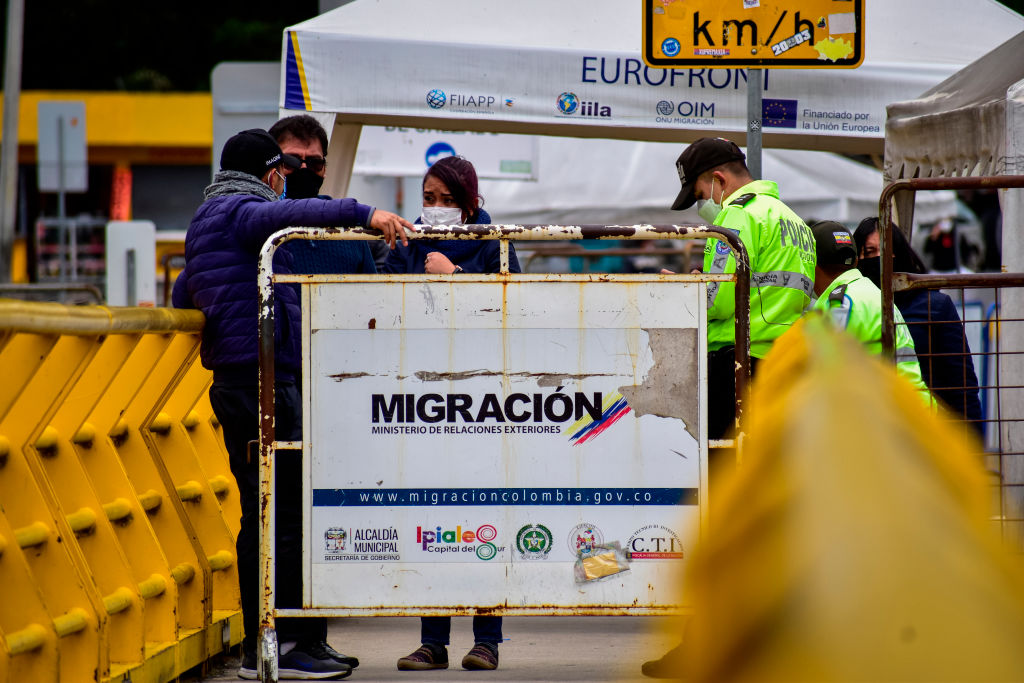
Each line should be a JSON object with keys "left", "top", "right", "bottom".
{"left": 274, "top": 170, "right": 287, "bottom": 200}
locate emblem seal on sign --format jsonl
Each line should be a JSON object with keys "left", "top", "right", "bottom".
{"left": 516, "top": 524, "right": 553, "bottom": 560}
{"left": 567, "top": 522, "right": 604, "bottom": 557}
{"left": 324, "top": 527, "right": 347, "bottom": 553}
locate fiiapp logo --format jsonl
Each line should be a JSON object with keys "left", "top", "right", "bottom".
{"left": 416, "top": 524, "right": 499, "bottom": 560}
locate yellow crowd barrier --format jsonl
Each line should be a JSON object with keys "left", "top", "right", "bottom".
{"left": 680, "top": 314, "right": 1024, "bottom": 681}
{"left": 0, "top": 300, "right": 241, "bottom": 683}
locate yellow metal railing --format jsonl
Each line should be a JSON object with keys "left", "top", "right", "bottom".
{"left": 0, "top": 299, "right": 240, "bottom": 683}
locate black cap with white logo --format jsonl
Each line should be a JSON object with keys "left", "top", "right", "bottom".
{"left": 671, "top": 137, "right": 746, "bottom": 210}
{"left": 220, "top": 128, "right": 301, "bottom": 179}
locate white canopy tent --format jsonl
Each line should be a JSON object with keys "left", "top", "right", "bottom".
{"left": 280, "top": 0, "right": 1024, "bottom": 198}
{"left": 885, "top": 31, "right": 1024, "bottom": 272}
{"left": 884, "top": 31, "right": 1024, "bottom": 504}
{"left": 478, "top": 139, "right": 956, "bottom": 228}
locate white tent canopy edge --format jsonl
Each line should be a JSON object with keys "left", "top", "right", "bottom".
{"left": 477, "top": 139, "right": 955, "bottom": 229}
{"left": 280, "top": 0, "right": 1024, "bottom": 201}
{"left": 884, "top": 30, "right": 1024, "bottom": 264}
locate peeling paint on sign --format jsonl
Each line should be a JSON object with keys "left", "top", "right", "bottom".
{"left": 619, "top": 328, "right": 699, "bottom": 440}
{"left": 412, "top": 369, "right": 616, "bottom": 385}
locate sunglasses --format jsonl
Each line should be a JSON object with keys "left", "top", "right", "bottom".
{"left": 293, "top": 155, "right": 327, "bottom": 172}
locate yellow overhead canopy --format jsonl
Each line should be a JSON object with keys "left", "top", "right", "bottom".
{"left": 0, "top": 91, "right": 212, "bottom": 163}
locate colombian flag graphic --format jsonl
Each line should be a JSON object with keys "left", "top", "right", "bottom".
{"left": 565, "top": 392, "right": 631, "bottom": 446}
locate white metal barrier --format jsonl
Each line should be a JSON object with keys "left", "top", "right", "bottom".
{"left": 254, "top": 224, "right": 751, "bottom": 682}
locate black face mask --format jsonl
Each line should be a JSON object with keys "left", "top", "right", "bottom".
{"left": 283, "top": 168, "right": 325, "bottom": 199}
{"left": 858, "top": 256, "right": 881, "bottom": 288}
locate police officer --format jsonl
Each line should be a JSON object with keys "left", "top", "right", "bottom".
{"left": 810, "top": 220, "right": 931, "bottom": 401}
{"left": 671, "top": 137, "right": 816, "bottom": 440}
{"left": 642, "top": 138, "right": 817, "bottom": 680}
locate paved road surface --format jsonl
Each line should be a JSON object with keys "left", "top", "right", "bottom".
{"left": 193, "top": 616, "right": 682, "bottom": 682}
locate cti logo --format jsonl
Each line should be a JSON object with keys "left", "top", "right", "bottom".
{"left": 417, "top": 524, "right": 499, "bottom": 560}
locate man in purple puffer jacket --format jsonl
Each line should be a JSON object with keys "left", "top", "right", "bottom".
{"left": 173, "top": 129, "right": 411, "bottom": 681}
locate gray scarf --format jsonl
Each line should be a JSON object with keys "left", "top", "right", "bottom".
{"left": 204, "top": 169, "right": 279, "bottom": 203}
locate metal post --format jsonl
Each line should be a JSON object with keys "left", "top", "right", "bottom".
{"left": 126, "top": 248, "right": 136, "bottom": 306}
{"left": 57, "top": 116, "right": 68, "bottom": 282}
{"left": 257, "top": 241, "right": 279, "bottom": 682}
{"left": 746, "top": 68, "right": 763, "bottom": 180}
{"left": 0, "top": 0, "right": 25, "bottom": 282}
{"left": 69, "top": 219, "right": 78, "bottom": 283}
{"left": 499, "top": 239, "right": 510, "bottom": 274}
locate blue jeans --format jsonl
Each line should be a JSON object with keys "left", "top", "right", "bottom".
{"left": 421, "top": 616, "right": 502, "bottom": 646}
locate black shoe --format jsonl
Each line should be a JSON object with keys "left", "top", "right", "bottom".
{"left": 462, "top": 642, "right": 499, "bottom": 670}
{"left": 279, "top": 642, "right": 353, "bottom": 680}
{"left": 641, "top": 642, "right": 685, "bottom": 679}
{"left": 397, "top": 643, "right": 449, "bottom": 671}
{"left": 305, "top": 640, "right": 359, "bottom": 668}
{"left": 238, "top": 649, "right": 257, "bottom": 680}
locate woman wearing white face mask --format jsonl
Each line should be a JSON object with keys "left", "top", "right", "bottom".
{"left": 384, "top": 156, "right": 512, "bottom": 673}
{"left": 381, "top": 155, "right": 521, "bottom": 275}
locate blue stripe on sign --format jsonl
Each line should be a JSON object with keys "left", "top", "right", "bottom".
{"left": 312, "top": 487, "right": 697, "bottom": 507}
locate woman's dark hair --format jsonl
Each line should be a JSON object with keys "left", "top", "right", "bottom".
{"left": 424, "top": 156, "right": 481, "bottom": 221}
{"left": 853, "top": 216, "right": 928, "bottom": 274}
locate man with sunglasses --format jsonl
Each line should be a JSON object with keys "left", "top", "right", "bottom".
{"left": 270, "top": 114, "right": 390, "bottom": 272}
{"left": 174, "top": 128, "right": 411, "bottom": 680}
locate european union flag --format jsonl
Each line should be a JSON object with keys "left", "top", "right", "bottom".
{"left": 762, "top": 98, "right": 798, "bottom": 128}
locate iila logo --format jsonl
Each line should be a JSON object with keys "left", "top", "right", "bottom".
{"left": 556, "top": 92, "right": 611, "bottom": 118}
{"left": 417, "top": 524, "right": 499, "bottom": 560}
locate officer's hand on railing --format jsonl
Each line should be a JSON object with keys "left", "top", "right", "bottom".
{"left": 370, "top": 210, "right": 414, "bottom": 249}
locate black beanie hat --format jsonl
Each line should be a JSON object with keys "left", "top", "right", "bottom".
{"left": 220, "top": 129, "right": 300, "bottom": 178}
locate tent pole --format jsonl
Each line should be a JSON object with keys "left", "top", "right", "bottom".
{"left": 746, "top": 68, "right": 763, "bottom": 180}
{"left": 0, "top": 0, "right": 25, "bottom": 283}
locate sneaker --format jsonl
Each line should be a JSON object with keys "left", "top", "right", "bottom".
{"left": 640, "top": 642, "right": 685, "bottom": 679}
{"left": 238, "top": 649, "right": 257, "bottom": 680}
{"left": 305, "top": 640, "right": 359, "bottom": 669}
{"left": 279, "top": 642, "right": 353, "bottom": 680}
{"left": 397, "top": 643, "right": 449, "bottom": 671}
{"left": 461, "top": 642, "right": 499, "bottom": 671}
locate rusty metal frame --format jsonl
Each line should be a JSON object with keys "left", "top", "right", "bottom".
{"left": 255, "top": 224, "right": 750, "bottom": 677}
{"left": 879, "top": 176, "right": 1024, "bottom": 559}
{"left": 878, "top": 175, "right": 1024, "bottom": 356}
{"left": 518, "top": 243, "right": 702, "bottom": 272}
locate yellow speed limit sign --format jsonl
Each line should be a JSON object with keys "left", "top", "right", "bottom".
{"left": 643, "top": 0, "right": 864, "bottom": 69}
